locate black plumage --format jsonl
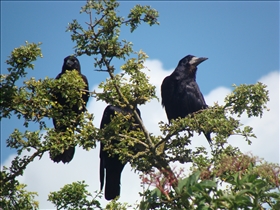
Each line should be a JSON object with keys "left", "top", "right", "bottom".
{"left": 51, "top": 56, "right": 89, "bottom": 163}
{"left": 161, "top": 55, "right": 211, "bottom": 145}
{"left": 99, "top": 105, "right": 141, "bottom": 200}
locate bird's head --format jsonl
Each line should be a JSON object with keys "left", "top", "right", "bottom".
{"left": 62, "top": 56, "right": 81, "bottom": 73}
{"left": 175, "top": 55, "right": 208, "bottom": 78}
{"left": 179, "top": 55, "right": 208, "bottom": 67}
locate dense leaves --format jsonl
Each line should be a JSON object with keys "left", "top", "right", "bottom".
{"left": 0, "top": 42, "right": 43, "bottom": 120}
{"left": 0, "top": 177, "right": 39, "bottom": 210}
{"left": 48, "top": 181, "right": 102, "bottom": 210}
{"left": 1, "top": 0, "right": 279, "bottom": 209}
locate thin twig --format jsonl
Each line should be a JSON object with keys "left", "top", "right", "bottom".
{"left": 121, "top": 18, "right": 146, "bottom": 25}
{"left": 94, "top": 69, "right": 108, "bottom": 72}
{"left": 104, "top": 59, "right": 155, "bottom": 150}
{"left": 118, "top": 134, "right": 149, "bottom": 148}
{"left": 6, "top": 150, "right": 45, "bottom": 182}
{"left": 92, "top": 14, "right": 106, "bottom": 28}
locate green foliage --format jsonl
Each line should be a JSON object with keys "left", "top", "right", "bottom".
{"left": 104, "top": 200, "right": 135, "bottom": 210}
{"left": 97, "top": 50, "right": 157, "bottom": 108}
{"left": 1, "top": 42, "right": 96, "bottom": 209}
{"left": 48, "top": 181, "right": 136, "bottom": 210}
{"left": 0, "top": 172, "right": 39, "bottom": 210}
{"left": 140, "top": 162, "right": 280, "bottom": 209}
{"left": 48, "top": 181, "right": 102, "bottom": 210}
{"left": 68, "top": 0, "right": 158, "bottom": 63}
{"left": 1, "top": 41, "right": 43, "bottom": 120}
{"left": 140, "top": 171, "right": 217, "bottom": 209}
{"left": 1, "top": 0, "right": 279, "bottom": 209}
{"left": 225, "top": 83, "right": 269, "bottom": 117}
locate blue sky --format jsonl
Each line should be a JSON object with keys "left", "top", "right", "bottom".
{"left": 1, "top": 1, "right": 279, "bottom": 208}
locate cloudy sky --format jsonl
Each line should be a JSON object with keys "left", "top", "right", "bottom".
{"left": 1, "top": 1, "right": 279, "bottom": 209}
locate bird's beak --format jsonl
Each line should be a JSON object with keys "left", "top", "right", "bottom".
{"left": 66, "top": 59, "right": 74, "bottom": 67}
{"left": 189, "top": 57, "right": 208, "bottom": 66}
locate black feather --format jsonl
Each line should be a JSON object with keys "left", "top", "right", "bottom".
{"left": 51, "top": 56, "right": 89, "bottom": 163}
{"left": 99, "top": 105, "right": 141, "bottom": 200}
{"left": 161, "top": 55, "right": 211, "bottom": 145}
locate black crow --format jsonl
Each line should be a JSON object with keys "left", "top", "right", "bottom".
{"left": 51, "top": 56, "right": 89, "bottom": 163}
{"left": 100, "top": 105, "right": 141, "bottom": 200}
{"left": 161, "top": 55, "right": 211, "bottom": 145}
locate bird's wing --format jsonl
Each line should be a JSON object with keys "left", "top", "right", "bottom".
{"left": 162, "top": 75, "right": 186, "bottom": 121}
{"left": 55, "top": 73, "right": 62, "bottom": 80}
{"left": 99, "top": 106, "right": 113, "bottom": 191}
{"left": 52, "top": 73, "right": 64, "bottom": 130}
{"left": 184, "top": 83, "right": 212, "bottom": 145}
{"left": 99, "top": 142, "right": 105, "bottom": 191}
{"left": 51, "top": 71, "right": 88, "bottom": 163}
{"left": 182, "top": 82, "right": 208, "bottom": 113}
{"left": 81, "top": 74, "right": 89, "bottom": 109}
{"left": 100, "top": 105, "right": 117, "bottom": 128}
{"left": 99, "top": 105, "right": 116, "bottom": 191}
{"left": 99, "top": 105, "right": 142, "bottom": 200}
{"left": 161, "top": 76, "right": 174, "bottom": 108}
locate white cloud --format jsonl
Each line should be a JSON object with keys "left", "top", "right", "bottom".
{"left": 2, "top": 60, "right": 279, "bottom": 209}
{"left": 229, "top": 71, "right": 280, "bottom": 164}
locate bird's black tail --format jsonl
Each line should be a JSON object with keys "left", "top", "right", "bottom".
{"left": 51, "top": 147, "right": 75, "bottom": 164}
{"left": 104, "top": 163, "right": 125, "bottom": 200}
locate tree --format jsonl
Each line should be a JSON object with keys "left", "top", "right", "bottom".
{"left": 1, "top": 0, "right": 279, "bottom": 209}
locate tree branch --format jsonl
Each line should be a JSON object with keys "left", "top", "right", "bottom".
{"left": 5, "top": 149, "right": 45, "bottom": 182}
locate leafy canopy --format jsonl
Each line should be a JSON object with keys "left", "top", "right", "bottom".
{"left": 1, "top": 1, "right": 279, "bottom": 209}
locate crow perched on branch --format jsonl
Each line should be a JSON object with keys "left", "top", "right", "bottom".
{"left": 99, "top": 105, "right": 141, "bottom": 200}
{"left": 161, "top": 55, "right": 212, "bottom": 145}
{"left": 51, "top": 56, "right": 89, "bottom": 163}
